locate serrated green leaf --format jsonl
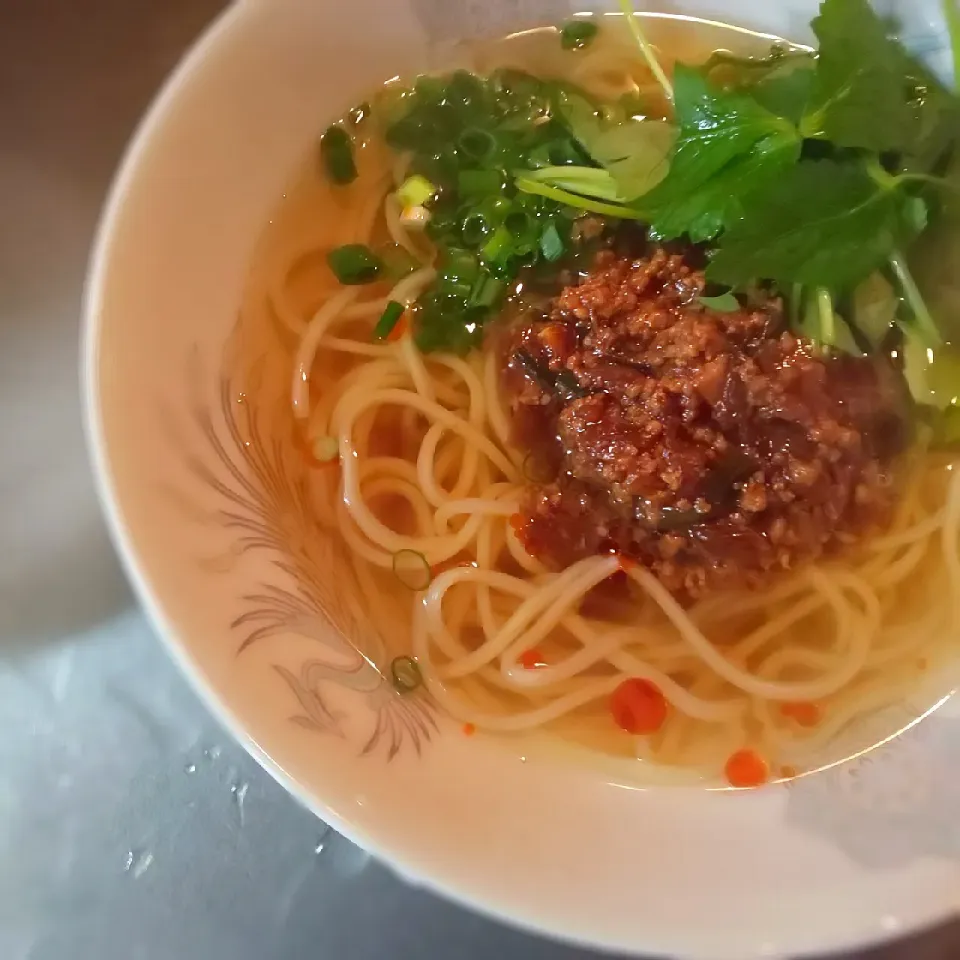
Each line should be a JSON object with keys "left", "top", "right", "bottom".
{"left": 698, "top": 292, "right": 740, "bottom": 312}
{"left": 640, "top": 65, "right": 801, "bottom": 241}
{"left": 649, "top": 131, "right": 800, "bottom": 242}
{"left": 706, "top": 161, "right": 915, "bottom": 290}
{"left": 802, "top": 0, "right": 917, "bottom": 152}
{"left": 750, "top": 67, "right": 815, "bottom": 125}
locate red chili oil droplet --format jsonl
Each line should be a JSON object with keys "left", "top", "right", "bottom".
{"left": 519, "top": 648, "right": 546, "bottom": 670}
{"left": 610, "top": 678, "right": 667, "bottom": 735}
{"left": 725, "top": 749, "right": 769, "bottom": 788}
{"left": 780, "top": 701, "right": 821, "bottom": 728}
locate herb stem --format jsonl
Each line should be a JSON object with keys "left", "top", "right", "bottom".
{"left": 515, "top": 176, "right": 646, "bottom": 219}
{"left": 817, "top": 288, "right": 835, "bottom": 346}
{"left": 898, "top": 172, "right": 960, "bottom": 195}
{"left": 617, "top": 0, "right": 674, "bottom": 101}
{"left": 889, "top": 251, "right": 942, "bottom": 348}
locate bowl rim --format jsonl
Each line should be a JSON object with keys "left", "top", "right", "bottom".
{"left": 80, "top": 3, "right": 960, "bottom": 957}
{"left": 79, "top": 0, "right": 392, "bottom": 902}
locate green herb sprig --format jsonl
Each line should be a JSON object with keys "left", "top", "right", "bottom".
{"left": 316, "top": 0, "right": 960, "bottom": 439}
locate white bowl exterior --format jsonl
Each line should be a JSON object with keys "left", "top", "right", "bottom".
{"left": 84, "top": 1, "right": 960, "bottom": 957}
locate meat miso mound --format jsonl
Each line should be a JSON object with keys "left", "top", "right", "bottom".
{"left": 504, "top": 248, "right": 909, "bottom": 598}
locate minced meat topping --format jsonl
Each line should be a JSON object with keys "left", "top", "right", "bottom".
{"left": 502, "top": 247, "right": 909, "bottom": 598}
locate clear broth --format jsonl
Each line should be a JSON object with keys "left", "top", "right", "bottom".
{"left": 230, "top": 15, "right": 960, "bottom": 786}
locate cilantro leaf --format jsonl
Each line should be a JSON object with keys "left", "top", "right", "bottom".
{"left": 698, "top": 292, "right": 740, "bottom": 312}
{"left": 706, "top": 161, "right": 918, "bottom": 290}
{"left": 897, "top": 50, "right": 960, "bottom": 174}
{"left": 750, "top": 67, "right": 815, "bottom": 125}
{"left": 651, "top": 65, "right": 796, "bottom": 189}
{"left": 640, "top": 65, "right": 801, "bottom": 240}
{"left": 649, "top": 132, "right": 799, "bottom": 242}
{"left": 702, "top": 45, "right": 815, "bottom": 125}
{"left": 802, "top": 0, "right": 921, "bottom": 152}
{"left": 702, "top": 46, "right": 813, "bottom": 87}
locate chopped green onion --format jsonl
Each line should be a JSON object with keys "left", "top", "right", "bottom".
{"left": 458, "top": 169, "right": 504, "bottom": 196}
{"left": 390, "top": 655, "right": 423, "bottom": 693}
{"left": 441, "top": 248, "right": 481, "bottom": 287}
{"left": 504, "top": 208, "right": 537, "bottom": 244}
{"left": 474, "top": 195, "right": 513, "bottom": 224}
{"left": 461, "top": 211, "right": 492, "bottom": 248}
{"left": 327, "top": 244, "right": 384, "bottom": 285}
{"left": 392, "top": 549, "right": 432, "bottom": 590}
{"left": 560, "top": 19, "right": 599, "bottom": 51}
{"left": 539, "top": 222, "right": 566, "bottom": 262}
{"left": 482, "top": 225, "right": 513, "bottom": 263}
{"left": 319, "top": 125, "right": 357, "bottom": 185}
{"left": 374, "top": 300, "right": 406, "bottom": 339}
{"left": 311, "top": 436, "right": 339, "bottom": 462}
{"left": 379, "top": 243, "right": 419, "bottom": 280}
{"left": 469, "top": 273, "right": 505, "bottom": 308}
{"left": 398, "top": 174, "right": 436, "bottom": 209}
{"left": 698, "top": 292, "right": 740, "bottom": 312}
{"left": 458, "top": 127, "right": 498, "bottom": 163}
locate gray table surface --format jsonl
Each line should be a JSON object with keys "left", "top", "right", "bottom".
{"left": 1, "top": 2, "right": 958, "bottom": 958}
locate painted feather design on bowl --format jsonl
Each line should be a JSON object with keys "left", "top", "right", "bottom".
{"left": 173, "top": 348, "right": 437, "bottom": 760}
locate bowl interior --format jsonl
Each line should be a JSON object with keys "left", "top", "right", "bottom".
{"left": 85, "top": 0, "right": 960, "bottom": 957}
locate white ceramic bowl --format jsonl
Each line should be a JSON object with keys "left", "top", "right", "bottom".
{"left": 83, "top": 1, "right": 960, "bottom": 957}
